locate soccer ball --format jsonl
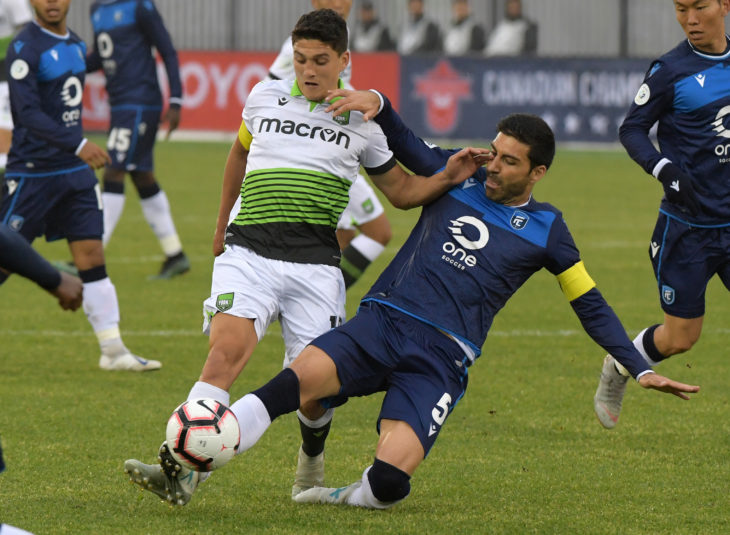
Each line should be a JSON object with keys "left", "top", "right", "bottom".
{"left": 165, "top": 398, "right": 240, "bottom": 472}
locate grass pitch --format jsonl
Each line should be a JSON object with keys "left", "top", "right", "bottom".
{"left": 1, "top": 140, "right": 729, "bottom": 534}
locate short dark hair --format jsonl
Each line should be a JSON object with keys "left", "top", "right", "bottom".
{"left": 292, "top": 9, "right": 348, "bottom": 55}
{"left": 496, "top": 113, "right": 555, "bottom": 170}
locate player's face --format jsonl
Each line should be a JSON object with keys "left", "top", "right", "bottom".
{"left": 312, "top": 0, "right": 353, "bottom": 19}
{"left": 30, "top": 0, "right": 70, "bottom": 34}
{"left": 674, "top": 0, "right": 730, "bottom": 53}
{"left": 293, "top": 39, "right": 349, "bottom": 102}
{"left": 484, "top": 133, "right": 546, "bottom": 206}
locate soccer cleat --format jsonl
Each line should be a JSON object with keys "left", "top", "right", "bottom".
{"left": 291, "top": 446, "right": 325, "bottom": 498}
{"left": 52, "top": 260, "right": 79, "bottom": 277}
{"left": 594, "top": 354, "right": 629, "bottom": 429}
{"left": 124, "top": 442, "right": 199, "bottom": 506}
{"left": 149, "top": 253, "right": 191, "bottom": 280}
{"left": 292, "top": 482, "right": 361, "bottom": 506}
{"left": 99, "top": 352, "right": 162, "bottom": 372}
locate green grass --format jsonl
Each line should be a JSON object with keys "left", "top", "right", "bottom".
{"left": 1, "top": 141, "right": 729, "bottom": 534}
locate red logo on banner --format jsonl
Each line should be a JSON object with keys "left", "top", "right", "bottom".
{"left": 414, "top": 60, "right": 472, "bottom": 134}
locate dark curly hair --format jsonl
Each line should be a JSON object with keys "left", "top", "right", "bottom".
{"left": 497, "top": 114, "right": 555, "bottom": 170}
{"left": 291, "top": 8, "right": 349, "bottom": 55}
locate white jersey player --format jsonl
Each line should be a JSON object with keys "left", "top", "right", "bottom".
{"left": 267, "top": 0, "right": 391, "bottom": 289}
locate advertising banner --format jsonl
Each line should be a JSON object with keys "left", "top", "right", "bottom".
{"left": 82, "top": 51, "right": 400, "bottom": 134}
{"left": 398, "top": 56, "right": 649, "bottom": 143}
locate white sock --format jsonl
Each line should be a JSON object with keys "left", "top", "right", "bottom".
{"left": 230, "top": 393, "right": 271, "bottom": 454}
{"left": 187, "top": 381, "right": 230, "bottom": 407}
{"left": 632, "top": 328, "right": 659, "bottom": 367}
{"left": 0, "top": 153, "right": 7, "bottom": 169}
{"left": 296, "top": 408, "right": 334, "bottom": 428}
{"left": 349, "top": 233, "right": 385, "bottom": 262}
{"left": 83, "top": 277, "right": 121, "bottom": 334}
{"left": 102, "top": 192, "right": 126, "bottom": 247}
{"left": 140, "top": 190, "right": 183, "bottom": 257}
{"left": 345, "top": 466, "right": 397, "bottom": 509}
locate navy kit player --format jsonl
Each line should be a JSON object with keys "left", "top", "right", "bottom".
{"left": 86, "top": 0, "right": 189, "bottom": 279}
{"left": 594, "top": 0, "right": 730, "bottom": 428}
{"left": 0, "top": 0, "right": 159, "bottom": 371}
{"left": 122, "top": 9, "right": 488, "bottom": 506}
{"left": 268, "top": 0, "right": 393, "bottom": 289}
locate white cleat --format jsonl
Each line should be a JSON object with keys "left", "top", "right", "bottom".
{"left": 292, "top": 482, "right": 361, "bottom": 506}
{"left": 594, "top": 354, "right": 629, "bottom": 429}
{"left": 100, "top": 352, "right": 161, "bottom": 372}
{"left": 291, "top": 446, "right": 325, "bottom": 498}
{"left": 124, "top": 442, "right": 198, "bottom": 506}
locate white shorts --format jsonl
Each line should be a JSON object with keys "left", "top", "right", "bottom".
{"left": 0, "top": 82, "right": 12, "bottom": 130}
{"left": 202, "top": 245, "right": 346, "bottom": 367}
{"left": 337, "top": 172, "right": 385, "bottom": 231}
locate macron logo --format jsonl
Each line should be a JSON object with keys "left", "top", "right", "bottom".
{"left": 670, "top": 180, "right": 680, "bottom": 192}
{"left": 650, "top": 241, "right": 660, "bottom": 258}
{"left": 695, "top": 74, "right": 706, "bottom": 87}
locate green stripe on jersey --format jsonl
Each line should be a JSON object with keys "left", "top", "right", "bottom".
{"left": 233, "top": 168, "right": 351, "bottom": 228}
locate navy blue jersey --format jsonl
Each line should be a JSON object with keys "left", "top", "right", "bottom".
{"left": 368, "top": 95, "right": 652, "bottom": 378}
{"left": 620, "top": 39, "right": 730, "bottom": 225}
{"left": 88, "top": 0, "right": 182, "bottom": 108}
{"left": 5, "top": 22, "right": 87, "bottom": 173}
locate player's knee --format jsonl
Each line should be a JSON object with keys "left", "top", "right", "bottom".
{"left": 367, "top": 458, "right": 411, "bottom": 504}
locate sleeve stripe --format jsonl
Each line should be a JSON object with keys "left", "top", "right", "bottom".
{"left": 238, "top": 120, "right": 252, "bottom": 150}
{"left": 556, "top": 261, "right": 596, "bottom": 301}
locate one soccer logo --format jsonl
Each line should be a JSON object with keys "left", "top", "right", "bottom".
{"left": 448, "top": 215, "right": 489, "bottom": 250}
{"left": 61, "top": 76, "right": 83, "bottom": 107}
{"left": 711, "top": 105, "right": 730, "bottom": 139}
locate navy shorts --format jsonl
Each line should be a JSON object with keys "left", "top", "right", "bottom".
{"left": 1, "top": 166, "right": 103, "bottom": 242}
{"left": 650, "top": 212, "right": 730, "bottom": 318}
{"left": 106, "top": 106, "right": 161, "bottom": 172}
{"left": 310, "top": 301, "right": 470, "bottom": 456}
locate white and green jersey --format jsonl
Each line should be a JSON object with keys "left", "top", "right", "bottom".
{"left": 227, "top": 79, "right": 396, "bottom": 266}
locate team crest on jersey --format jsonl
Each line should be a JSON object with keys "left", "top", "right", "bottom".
{"left": 661, "top": 285, "right": 675, "bottom": 305}
{"left": 634, "top": 83, "right": 650, "bottom": 106}
{"left": 10, "top": 59, "right": 29, "bottom": 80}
{"left": 332, "top": 110, "right": 350, "bottom": 126}
{"left": 510, "top": 210, "right": 529, "bottom": 230}
{"left": 8, "top": 215, "right": 24, "bottom": 231}
{"left": 216, "top": 292, "right": 234, "bottom": 312}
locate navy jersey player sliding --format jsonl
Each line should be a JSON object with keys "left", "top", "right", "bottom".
{"left": 87, "top": 0, "right": 189, "bottom": 279}
{"left": 0, "top": 0, "right": 159, "bottom": 371}
{"left": 594, "top": 0, "right": 730, "bottom": 429}
{"left": 127, "top": 88, "right": 699, "bottom": 509}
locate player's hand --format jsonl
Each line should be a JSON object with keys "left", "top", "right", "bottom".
{"left": 657, "top": 163, "right": 700, "bottom": 215}
{"left": 325, "top": 89, "right": 381, "bottom": 121}
{"left": 50, "top": 271, "right": 83, "bottom": 311}
{"left": 78, "top": 141, "right": 111, "bottom": 169}
{"left": 442, "top": 147, "right": 492, "bottom": 185}
{"left": 638, "top": 372, "right": 699, "bottom": 400}
{"left": 163, "top": 106, "right": 181, "bottom": 140}
{"left": 213, "top": 228, "right": 226, "bottom": 257}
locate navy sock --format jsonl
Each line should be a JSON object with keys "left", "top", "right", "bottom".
{"left": 251, "top": 368, "right": 300, "bottom": 421}
{"left": 642, "top": 324, "right": 667, "bottom": 363}
{"left": 299, "top": 416, "right": 331, "bottom": 457}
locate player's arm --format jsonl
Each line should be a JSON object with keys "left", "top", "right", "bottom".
{"left": 368, "top": 147, "right": 490, "bottom": 209}
{"left": 326, "top": 89, "right": 476, "bottom": 178}
{"left": 213, "top": 121, "right": 250, "bottom": 256}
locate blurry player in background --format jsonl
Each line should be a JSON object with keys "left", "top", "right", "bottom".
{"left": 86, "top": 0, "right": 189, "bottom": 280}
{"left": 0, "top": 0, "right": 160, "bottom": 371}
{"left": 0, "top": 223, "right": 82, "bottom": 310}
{"left": 0, "top": 0, "right": 32, "bottom": 177}
{"left": 123, "top": 8, "right": 485, "bottom": 507}
{"left": 268, "top": 0, "right": 392, "bottom": 289}
{"left": 594, "top": 0, "right": 730, "bottom": 428}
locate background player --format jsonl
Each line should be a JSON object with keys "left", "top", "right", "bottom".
{"left": 86, "top": 0, "right": 189, "bottom": 280}
{"left": 267, "top": 0, "right": 392, "bottom": 289}
{"left": 123, "top": 8, "right": 489, "bottom": 507}
{"left": 594, "top": 0, "right": 730, "bottom": 429}
{"left": 1, "top": 0, "right": 160, "bottom": 371}
{"left": 0, "top": 223, "right": 82, "bottom": 310}
{"left": 141, "top": 98, "right": 698, "bottom": 511}
{"left": 0, "top": 0, "right": 32, "bottom": 177}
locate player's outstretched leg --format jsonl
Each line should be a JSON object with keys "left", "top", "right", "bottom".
{"left": 124, "top": 442, "right": 199, "bottom": 506}
{"left": 594, "top": 354, "right": 629, "bottom": 429}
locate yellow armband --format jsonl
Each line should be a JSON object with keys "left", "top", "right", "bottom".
{"left": 238, "top": 120, "right": 252, "bottom": 150}
{"left": 556, "top": 261, "right": 596, "bottom": 301}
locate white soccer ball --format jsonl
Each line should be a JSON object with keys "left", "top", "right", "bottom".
{"left": 165, "top": 398, "right": 240, "bottom": 472}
